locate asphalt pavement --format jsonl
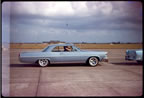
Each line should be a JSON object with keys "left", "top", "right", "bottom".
{"left": 3, "top": 49, "right": 143, "bottom": 96}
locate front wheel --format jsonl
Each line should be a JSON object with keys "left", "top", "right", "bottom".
{"left": 88, "top": 57, "right": 99, "bottom": 67}
{"left": 38, "top": 59, "right": 49, "bottom": 67}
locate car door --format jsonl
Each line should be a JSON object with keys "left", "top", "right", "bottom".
{"left": 49, "top": 46, "right": 63, "bottom": 63}
{"left": 50, "top": 45, "right": 85, "bottom": 63}
{"left": 58, "top": 46, "right": 84, "bottom": 63}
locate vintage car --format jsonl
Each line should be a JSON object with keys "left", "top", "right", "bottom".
{"left": 19, "top": 44, "right": 108, "bottom": 67}
{"left": 125, "top": 49, "right": 143, "bottom": 63}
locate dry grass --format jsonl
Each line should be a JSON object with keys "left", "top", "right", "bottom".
{"left": 10, "top": 43, "right": 142, "bottom": 49}
{"left": 75, "top": 43, "right": 142, "bottom": 49}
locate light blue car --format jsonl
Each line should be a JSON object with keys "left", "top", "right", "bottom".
{"left": 125, "top": 49, "right": 143, "bottom": 63}
{"left": 19, "top": 44, "right": 108, "bottom": 67}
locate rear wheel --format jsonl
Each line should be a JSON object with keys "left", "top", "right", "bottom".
{"left": 38, "top": 59, "right": 49, "bottom": 67}
{"left": 88, "top": 57, "right": 99, "bottom": 67}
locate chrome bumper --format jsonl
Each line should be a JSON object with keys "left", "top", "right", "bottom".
{"left": 101, "top": 59, "right": 108, "bottom": 62}
{"left": 101, "top": 56, "right": 108, "bottom": 62}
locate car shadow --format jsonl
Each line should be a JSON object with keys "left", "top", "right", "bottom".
{"left": 48, "top": 64, "right": 90, "bottom": 67}
{"left": 10, "top": 63, "right": 101, "bottom": 67}
{"left": 111, "top": 62, "right": 143, "bottom": 66}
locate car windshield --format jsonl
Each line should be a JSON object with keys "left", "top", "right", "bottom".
{"left": 72, "top": 46, "right": 81, "bottom": 51}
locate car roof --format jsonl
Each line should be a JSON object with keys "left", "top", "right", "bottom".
{"left": 48, "top": 43, "right": 74, "bottom": 47}
{"left": 42, "top": 43, "right": 80, "bottom": 52}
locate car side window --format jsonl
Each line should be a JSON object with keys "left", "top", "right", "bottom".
{"left": 72, "top": 48, "right": 77, "bottom": 52}
{"left": 52, "top": 46, "right": 60, "bottom": 52}
{"left": 52, "top": 45, "right": 77, "bottom": 52}
{"left": 64, "top": 46, "right": 77, "bottom": 52}
{"left": 64, "top": 46, "right": 74, "bottom": 52}
{"left": 52, "top": 46, "right": 64, "bottom": 52}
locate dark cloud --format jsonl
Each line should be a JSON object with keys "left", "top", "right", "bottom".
{"left": 3, "top": 1, "right": 142, "bottom": 43}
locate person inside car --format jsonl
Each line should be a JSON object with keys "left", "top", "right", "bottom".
{"left": 64, "top": 46, "right": 72, "bottom": 51}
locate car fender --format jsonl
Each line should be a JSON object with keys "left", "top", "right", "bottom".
{"left": 86, "top": 56, "right": 100, "bottom": 63}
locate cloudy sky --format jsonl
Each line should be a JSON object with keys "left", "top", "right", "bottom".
{"left": 2, "top": 1, "right": 142, "bottom": 43}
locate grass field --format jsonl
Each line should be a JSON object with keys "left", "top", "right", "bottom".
{"left": 10, "top": 43, "right": 142, "bottom": 49}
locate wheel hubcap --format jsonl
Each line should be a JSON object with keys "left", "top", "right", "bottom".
{"left": 89, "top": 57, "right": 98, "bottom": 66}
{"left": 39, "top": 59, "right": 48, "bottom": 67}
